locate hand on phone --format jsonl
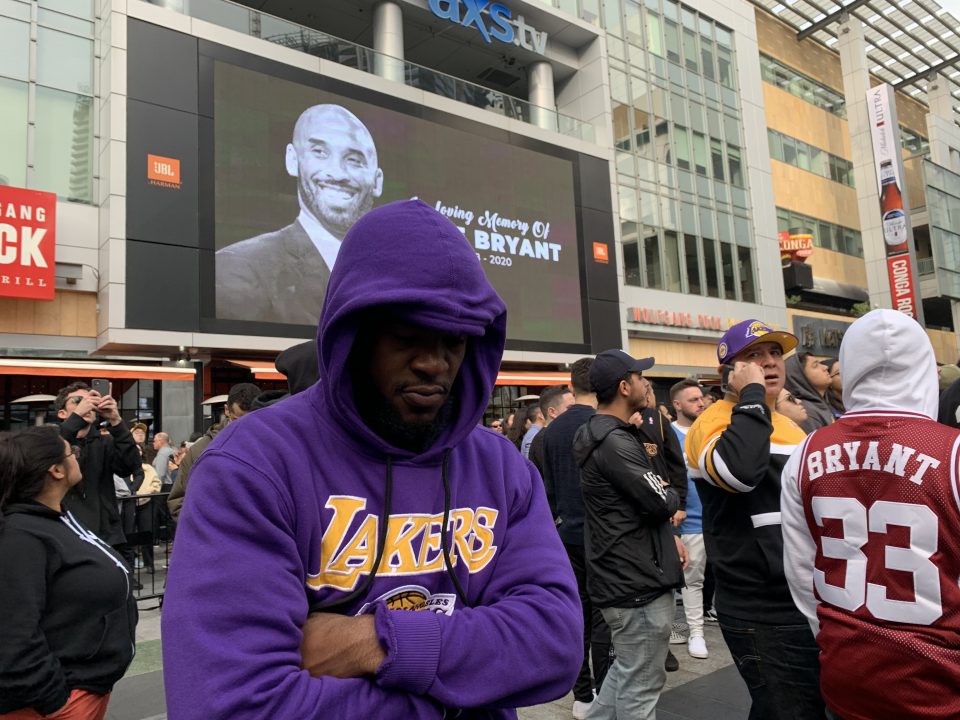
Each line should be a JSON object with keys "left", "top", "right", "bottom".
{"left": 727, "top": 361, "right": 765, "bottom": 395}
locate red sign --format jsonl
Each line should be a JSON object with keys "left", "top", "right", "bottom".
{"left": 627, "top": 306, "right": 727, "bottom": 331}
{"left": 593, "top": 242, "right": 609, "bottom": 264}
{"left": 779, "top": 230, "right": 813, "bottom": 263}
{"left": 885, "top": 255, "right": 918, "bottom": 319}
{"left": 0, "top": 186, "right": 56, "bottom": 300}
{"left": 147, "top": 154, "right": 182, "bottom": 189}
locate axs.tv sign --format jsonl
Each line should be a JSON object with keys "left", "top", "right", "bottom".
{"left": 428, "top": 0, "right": 549, "bottom": 55}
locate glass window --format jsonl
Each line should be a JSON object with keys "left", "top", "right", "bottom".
{"left": 684, "top": 233, "right": 701, "bottom": 294}
{"left": 702, "top": 237, "right": 719, "bottom": 297}
{"left": 683, "top": 28, "right": 698, "bottom": 72}
{"left": 733, "top": 215, "right": 750, "bottom": 246}
{"left": 663, "top": 0, "right": 678, "bottom": 20}
{"left": 581, "top": 0, "right": 602, "bottom": 24}
{"left": 651, "top": 84, "right": 668, "bottom": 118}
{"left": 623, "top": 237, "right": 641, "bottom": 285}
{"left": 699, "top": 206, "right": 715, "bottom": 239}
{"left": 716, "top": 212, "right": 731, "bottom": 243}
{"left": 670, "top": 92, "right": 687, "bottom": 125}
{"left": 610, "top": 68, "right": 629, "bottom": 103}
{"left": 664, "top": 19, "right": 680, "bottom": 64}
{"left": 675, "top": 125, "right": 691, "bottom": 170}
{"left": 38, "top": 9, "right": 94, "bottom": 36}
{"left": 720, "top": 241, "right": 735, "bottom": 300}
{"left": 727, "top": 144, "right": 743, "bottom": 187}
{"left": 619, "top": 186, "right": 638, "bottom": 222}
{"left": 616, "top": 151, "right": 635, "bottom": 176}
{"left": 768, "top": 130, "right": 781, "bottom": 161}
{"left": 723, "top": 114, "right": 740, "bottom": 145}
{"left": 0, "top": 16, "right": 30, "bottom": 82}
{"left": 604, "top": 0, "right": 623, "bottom": 35}
{"left": 33, "top": 86, "right": 94, "bottom": 202}
{"left": 737, "top": 246, "right": 755, "bottom": 302}
{"left": 716, "top": 45, "right": 733, "bottom": 89}
{"left": 0, "top": 77, "right": 28, "bottom": 188}
{"left": 689, "top": 101, "right": 705, "bottom": 133}
{"left": 660, "top": 195, "right": 677, "bottom": 229}
{"left": 809, "top": 146, "right": 824, "bottom": 176}
{"left": 796, "top": 140, "right": 810, "bottom": 171}
{"left": 715, "top": 26, "right": 732, "bottom": 48}
{"left": 40, "top": 0, "right": 94, "bottom": 19}
{"left": 663, "top": 230, "right": 682, "bottom": 292}
{"left": 646, "top": 11, "right": 663, "bottom": 57}
{"left": 639, "top": 189, "right": 658, "bottom": 225}
{"left": 693, "top": 132, "right": 708, "bottom": 176}
{"left": 644, "top": 230, "right": 663, "bottom": 288}
{"left": 37, "top": 28, "right": 94, "bottom": 95}
{"left": 707, "top": 107, "right": 722, "bottom": 137}
{"left": 681, "top": 202, "right": 697, "bottom": 233}
{"left": 781, "top": 135, "right": 797, "bottom": 166}
{"left": 624, "top": 0, "right": 643, "bottom": 44}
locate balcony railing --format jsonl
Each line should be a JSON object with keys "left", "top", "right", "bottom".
{"left": 141, "top": 0, "right": 594, "bottom": 142}
{"left": 917, "top": 256, "right": 935, "bottom": 276}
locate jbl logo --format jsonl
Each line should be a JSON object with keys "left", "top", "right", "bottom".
{"left": 147, "top": 154, "right": 182, "bottom": 189}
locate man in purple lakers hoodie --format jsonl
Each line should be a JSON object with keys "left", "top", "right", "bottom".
{"left": 162, "top": 199, "right": 582, "bottom": 718}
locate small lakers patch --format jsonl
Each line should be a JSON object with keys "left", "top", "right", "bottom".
{"left": 746, "top": 321, "right": 770, "bottom": 339}
{"left": 357, "top": 585, "right": 457, "bottom": 616}
{"left": 643, "top": 442, "right": 659, "bottom": 457}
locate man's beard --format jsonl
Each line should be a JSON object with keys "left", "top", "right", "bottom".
{"left": 303, "top": 184, "right": 375, "bottom": 239}
{"left": 361, "top": 394, "right": 456, "bottom": 454}
{"left": 680, "top": 409, "right": 700, "bottom": 424}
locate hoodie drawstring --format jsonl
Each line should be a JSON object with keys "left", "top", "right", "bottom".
{"left": 308, "top": 457, "right": 395, "bottom": 613}
{"left": 440, "top": 450, "right": 470, "bottom": 608}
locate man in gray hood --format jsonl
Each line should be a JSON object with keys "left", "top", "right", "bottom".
{"left": 784, "top": 351, "right": 834, "bottom": 433}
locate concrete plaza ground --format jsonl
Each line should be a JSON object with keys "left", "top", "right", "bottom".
{"left": 107, "top": 596, "right": 749, "bottom": 720}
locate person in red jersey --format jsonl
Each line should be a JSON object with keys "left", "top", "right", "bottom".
{"left": 782, "top": 308, "right": 960, "bottom": 720}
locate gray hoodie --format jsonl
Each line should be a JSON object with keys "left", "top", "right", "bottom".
{"left": 784, "top": 354, "right": 834, "bottom": 433}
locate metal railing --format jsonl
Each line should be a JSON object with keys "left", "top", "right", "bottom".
{"left": 141, "top": 0, "right": 594, "bottom": 142}
{"left": 917, "top": 256, "right": 935, "bottom": 276}
{"left": 119, "top": 492, "right": 174, "bottom": 605}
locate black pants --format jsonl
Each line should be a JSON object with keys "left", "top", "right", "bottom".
{"left": 565, "top": 542, "right": 611, "bottom": 702}
{"left": 718, "top": 612, "right": 825, "bottom": 720}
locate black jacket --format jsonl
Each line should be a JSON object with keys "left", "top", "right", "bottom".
{"left": 60, "top": 415, "right": 140, "bottom": 546}
{"left": 573, "top": 414, "right": 683, "bottom": 608}
{"left": 541, "top": 404, "right": 595, "bottom": 546}
{"left": 635, "top": 408, "right": 688, "bottom": 509}
{"left": 0, "top": 503, "right": 137, "bottom": 715}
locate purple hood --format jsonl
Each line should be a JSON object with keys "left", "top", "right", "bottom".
{"left": 318, "top": 198, "right": 507, "bottom": 460}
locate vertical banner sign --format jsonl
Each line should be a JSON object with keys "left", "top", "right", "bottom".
{"left": 866, "top": 84, "right": 922, "bottom": 322}
{"left": 0, "top": 186, "right": 56, "bottom": 301}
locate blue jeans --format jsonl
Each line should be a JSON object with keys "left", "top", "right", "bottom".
{"left": 718, "top": 613, "right": 825, "bottom": 720}
{"left": 587, "top": 592, "right": 674, "bottom": 720}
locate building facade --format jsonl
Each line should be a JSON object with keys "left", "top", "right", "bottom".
{"left": 1, "top": 0, "right": 958, "bottom": 433}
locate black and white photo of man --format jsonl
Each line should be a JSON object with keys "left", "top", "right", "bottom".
{"left": 216, "top": 104, "right": 383, "bottom": 325}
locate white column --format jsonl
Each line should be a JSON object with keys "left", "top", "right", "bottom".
{"left": 527, "top": 61, "right": 556, "bottom": 131}
{"left": 838, "top": 17, "right": 890, "bottom": 311}
{"left": 373, "top": 1, "right": 405, "bottom": 84}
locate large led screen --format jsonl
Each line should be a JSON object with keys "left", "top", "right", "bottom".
{"left": 212, "top": 61, "right": 585, "bottom": 345}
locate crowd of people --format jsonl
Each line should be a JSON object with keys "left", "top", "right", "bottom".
{"left": 0, "top": 198, "right": 957, "bottom": 720}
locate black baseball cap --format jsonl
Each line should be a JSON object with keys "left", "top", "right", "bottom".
{"left": 589, "top": 349, "right": 655, "bottom": 395}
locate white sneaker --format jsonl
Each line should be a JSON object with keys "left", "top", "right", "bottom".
{"left": 669, "top": 622, "right": 688, "bottom": 644}
{"left": 572, "top": 699, "right": 592, "bottom": 720}
{"left": 688, "top": 635, "right": 708, "bottom": 659}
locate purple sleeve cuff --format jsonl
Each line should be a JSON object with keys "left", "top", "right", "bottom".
{"left": 373, "top": 601, "right": 442, "bottom": 695}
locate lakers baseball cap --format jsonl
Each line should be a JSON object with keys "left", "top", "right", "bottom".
{"left": 717, "top": 319, "right": 798, "bottom": 365}
{"left": 589, "top": 349, "right": 655, "bottom": 395}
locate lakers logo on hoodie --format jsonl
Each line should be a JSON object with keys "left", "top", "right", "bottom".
{"left": 306, "top": 495, "right": 499, "bottom": 592}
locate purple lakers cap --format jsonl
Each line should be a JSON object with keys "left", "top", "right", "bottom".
{"left": 717, "top": 319, "right": 798, "bottom": 365}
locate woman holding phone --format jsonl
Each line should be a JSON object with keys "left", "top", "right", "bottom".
{"left": 0, "top": 426, "right": 137, "bottom": 720}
